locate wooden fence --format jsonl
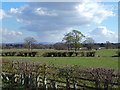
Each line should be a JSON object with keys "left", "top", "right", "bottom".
{"left": 1, "top": 61, "right": 120, "bottom": 89}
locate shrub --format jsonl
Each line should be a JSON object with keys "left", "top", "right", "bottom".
{"left": 80, "top": 52, "right": 85, "bottom": 57}
{"left": 67, "top": 52, "right": 74, "bottom": 57}
{"left": 1, "top": 52, "right": 17, "bottom": 56}
{"left": 42, "top": 51, "right": 96, "bottom": 57}
{"left": 86, "top": 51, "right": 96, "bottom": 57}
{"left": 116, "top": 51, "right": 120, "bottom": 57}
{"left": 31, "top": 52, "right": 37, "bottom": 57}
{"left": 61, "top": 52, "right": 67, "bottom": 57}
{"left": 17, "top": 51, "right": 24, "bottom": 56}
{"left": 2, "top": 51, "right": 37, "bottom": 57}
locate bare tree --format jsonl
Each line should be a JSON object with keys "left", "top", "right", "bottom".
{"left": 24, "top": 37, "right": 36, "bottom": 50}
{"left": 83, "top": 37, "right": 95, "bottom": 50}
{"left": 105, "top": 41, "right": 112, "bottom": 49}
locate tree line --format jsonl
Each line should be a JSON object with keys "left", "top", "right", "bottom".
{"left": 1, "top": 42, "right": 119, "bottom": 50}
{"left": 1, "top": 30, "right": 119, "bottom": 50}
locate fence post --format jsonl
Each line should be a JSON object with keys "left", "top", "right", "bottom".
{"left": 35, "top": 75, "right": 40, "bottom": 88}
{"left": 29, "top": 73, "right": 34, "bottom": 88}
{"left": 73, "top": 83, "right": 77, "bottom": 90}
{"left": 20, "top": 74, "right": 23, "bottom": 85}
{"left": 104, "top": 80, "right": 109, "bottom": 90}
{"left": 95, "top": 80, "right": 100, "bottom": 89}
{"left": 66, "top": 77, "right": 70, "bottom": 89}
{"left": 23, "top": 73, "right": 29, "bottom": 88}
{"left": 72, "top": 78, "right": 77, "bottom": 90}
{"left": 14, "top": 74, "right": 18, "bottom": 82}
{"left": 43, "top": 77, "right": 47, "bottom": 89}
{"left": 1, "top": 73, "right": 9, "bottom": 81}
{"left": 52, "top": 81, "right": 57, "bottom": 89}
{"left": 35, "top": 75, "right": 37, "bottom": 88}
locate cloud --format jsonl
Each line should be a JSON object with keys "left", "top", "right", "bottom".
{"left": 75, "top": 2, "right": 115, "bottom": 24}
{"left": 0, "top": 28, "right": 23, "bottom": 43}
{"left": 0, "top": 9, "right": 10, "bottom": 20}
{"left": 0, "top": 28, "right": 23, "bottom": 36}
{"left": 16, "top": 0, "right": 119, "bottom": 2}
{"left": 10, "top": 8, "right": 22, "bottom": 14}
{"left": 16, "top": 18, "right": 23, "bottom": 22}
{"left": 8, "top": 2, "right": 115, "bottom": 42}
{"left": 34, "top": 8, "right": 58, "bottom": 16}
{"left": 87, "top": 26, "right": 118, "bottom": 43}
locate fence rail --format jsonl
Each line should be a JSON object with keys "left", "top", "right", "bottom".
{"left": 1, "top": 61, "right": 120, "bottom": 89}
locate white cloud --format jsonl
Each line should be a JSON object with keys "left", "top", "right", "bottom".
{"left": 0, "top": 28, "right": 23, "bottom": 36}
{"left": 87, "top": 26, "right": 118, "bottom": 43}
{"left": 8, "top": 0, "right": 118, "bottom": 2}
{"left": 16, "top": 18, "right": 23, "bottom": 22}
{"left": 34, "top": 8, "right": 57, "bottom": 16}
{"left": 8, "top": 2, "right": 115, "bottom": 42}
{"left": 9, "top": 5, "right": 29, "bottom": 14}
{"left": 75, "top": 2, "right": 114, "bottom": 24}
{"left": 0, "top": 9, "right": 10, "bottom": 20}
{"left": 10, "top": 8, "right": 22, "bottom": 14}
{"left": 0, "top": 28, "right": 23, "bottom": 43}
{"left": 41, "top": 27, "right": 73, "bottom": 42}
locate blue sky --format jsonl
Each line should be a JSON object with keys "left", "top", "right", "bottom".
{"left": 0, "top": 1, "right": 118, "bottom": 43}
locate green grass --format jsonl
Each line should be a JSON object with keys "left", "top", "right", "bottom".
{"left": 2, "top": 56, "right": 118, "bottom": 69}
{"left": 96, "top": 49, "right": 118, "bottom": 56}
{"left": 1, "top": 48, "right": 119, "bottom": 56}
{"left": 1, "top": 48, "right": 119, "bottom": 89}
{"left": 1, "top": 49, "right": 119, "bottom": 69}
{"left": 1, "top": 49, "right": 66, "bottom": 56}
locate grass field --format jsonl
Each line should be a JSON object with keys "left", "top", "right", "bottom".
{"left": 1, "top": 48, "right": 118, "bottom": 56}
{"left": 96, "top": 49, "right": 118, "bottom": 56}
{"left": 2, "top": 57, "right": 118, "bottom": 69}
{"left": 1, "top": 49, "right": 119, "bottom": 69}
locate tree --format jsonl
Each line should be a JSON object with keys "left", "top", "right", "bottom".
{"left": 94, "top": 45, "right": 100, "bottom": 50}
{"left": 63, "top": 30, "right": 85, "bottom": 51}
{"left": 24, "top": 37, "right": 36, "bottom": 50}
{"left": 62, "top": 32, "right": 73, "bottom": 50}
{"left": 1, "top": 44, "right": 6, "bottom": 49}
{"left": 83, "top": 37, "right": 95, "bottom": 50}
{"left": 54, "top": 43, "right": 67, "bottom": 50}
{"left": 71, "top": 42, "right": 82, "bottom": 50}
{"left": 105, "top": 41, "right": 112, "bottom": 49}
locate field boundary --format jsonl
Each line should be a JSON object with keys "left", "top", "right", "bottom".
{"left": 2, "top": 61, "right": 120, "bottom": 89}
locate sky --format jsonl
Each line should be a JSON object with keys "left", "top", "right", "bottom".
{"left": 0, "top": 1, "right": 118, "bottom": 43}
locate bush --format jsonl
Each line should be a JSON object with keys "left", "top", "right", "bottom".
{"left": 42, "top": 51, "right": 96, "bottom": 57}
{"left": 67, "top": 52, "right": 74, "bottom": 57}
{"left": 116, "top": 51, "right": 120, "bottom": 57}
{"left": 1, "top": 51, "right": 37, "bottom": 57}
{"left": 86, "top": 51, "right": 96, "bottom": 57}
{"left": 80, "top": 52, "right": 85, "bottom": 57}
{"left": 1, "top": 52, "right": 17, "bottom": 56}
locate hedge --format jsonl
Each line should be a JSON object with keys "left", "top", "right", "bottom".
{"left": 42, "top": 51, "right": 96, "bottom": 57}
{"left": 116, "top": 51, "right": 120, "bottom": 57}
{"left": 1, "top": 51, "right": 37, "bottom": 57}
{"left": 0, "top": 51, "right": 96, "bottom": 57}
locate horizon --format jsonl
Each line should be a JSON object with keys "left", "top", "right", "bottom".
{"left": 1, "top": 42, "right": 119, "bottom": 45}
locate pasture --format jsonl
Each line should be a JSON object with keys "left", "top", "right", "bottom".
{"left": 1, "top": 49, "right": 119, "bottom": 69}
{"left": 2, "top": 57, "right": 118, "bottom": 69}
{"left": 1, "top": 48, "right": 119, "bottom": 89}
